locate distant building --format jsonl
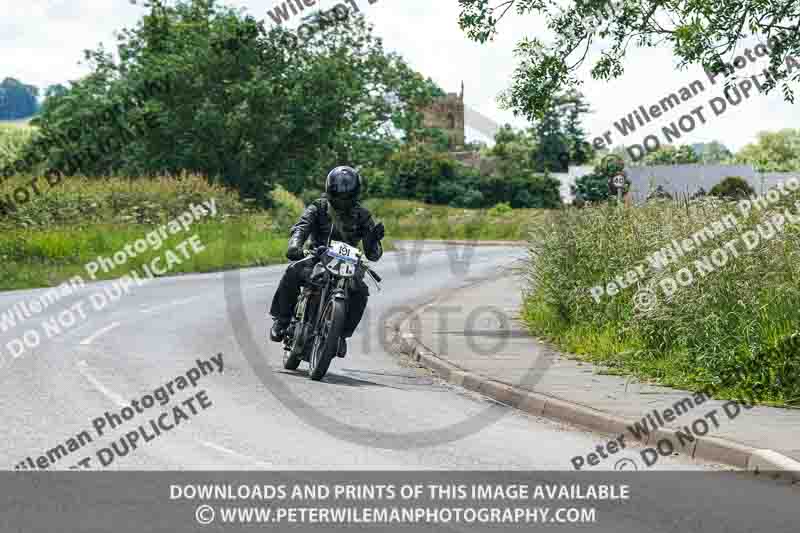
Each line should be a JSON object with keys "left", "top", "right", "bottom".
{"left": 420, "top": 82, "right": 465, "bottom": 150}
{"left": 625, "top": 164, "right": 758, "bottom": 202}
{"left": 554, "top": 163, "right": 800, "bottom": 205}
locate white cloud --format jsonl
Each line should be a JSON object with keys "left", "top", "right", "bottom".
{"left": 2, "top": 0, "right": 798, "bottom": 151}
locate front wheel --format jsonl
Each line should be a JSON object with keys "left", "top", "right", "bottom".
{"left": 282, "top": 344, "right": 302, "bottom": 371}
{"left": 309, "top": 298, "right": 346, "bottom": 381}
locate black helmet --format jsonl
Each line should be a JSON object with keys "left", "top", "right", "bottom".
{"left": 325, "top": 166, "right": 361, "bottom": 212}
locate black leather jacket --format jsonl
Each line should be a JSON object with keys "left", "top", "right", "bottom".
{"left": 289, "top": 197, "right": 383, "bottom": 261}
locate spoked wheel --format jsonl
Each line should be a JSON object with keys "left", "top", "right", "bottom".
{"left": 309, "top": 299, "right": 346, "bottom": 381}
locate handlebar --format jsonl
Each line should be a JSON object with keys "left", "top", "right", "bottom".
{"left": 367, "top": 268, "right": 382, "bottom": 283}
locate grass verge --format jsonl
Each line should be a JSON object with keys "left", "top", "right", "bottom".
{"left": 365, "top": 199, "right": 544, "bottom": 241}
{"left": 1, "top": 177, "right": 542, "bottom": 290}
{"left": 522, "top": 194, "right": 800, "bottom": 407}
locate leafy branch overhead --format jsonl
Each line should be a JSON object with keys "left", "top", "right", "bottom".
{"left": 458, "top": 0, "right": 800, "bottom": 120}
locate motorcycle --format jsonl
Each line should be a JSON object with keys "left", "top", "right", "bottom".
{"left": 281, "top": 240, "right": 381, "bottom": 381}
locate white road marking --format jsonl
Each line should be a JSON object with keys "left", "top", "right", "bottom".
{"left": 78, "top": 360, "right": 272, "bottom": 468}
{"left": 199, "top": 440, "right": 274, "bottom": 468}
{"left": 140, "top": 296, "right": 203, "bottom": 314}
{"left": 140, "top": 302, "right": 172, "bottom": 313}
{"left": 76, "top": 360, "right": 127, "bottom": 407}
{"left": 79, "top": 322, "right": 121, "bottom": 345}
{"left": 251, "top": 283, "right": 273, "bottom": 288}
{"left": 173, "top": 296, "right": 201, "bottom": 305}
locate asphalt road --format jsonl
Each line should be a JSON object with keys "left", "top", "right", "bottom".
{"left": 0, "top": 242, "right": 720, "bottom": 471}
{"left": 2, "top": 243, "right": 799, "bottom": 532}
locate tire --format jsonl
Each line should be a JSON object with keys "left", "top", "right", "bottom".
{"left": 282, "top": 348, "right": 301, "bottom": 370}
{"left": 309, "top": 298, "right": 346, "bottom": 381}
{"left": 282, "top": 322, "right": 304, "bottom": 370}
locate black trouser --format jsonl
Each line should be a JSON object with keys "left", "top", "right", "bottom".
{"left": 269, "top": 258, "right": 369, "bottom": 338}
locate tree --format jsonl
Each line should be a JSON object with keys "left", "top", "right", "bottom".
{"left": 485, "top": 126, "right": 562, "bottom": 207}
{"left": 734, "top": 129, "right": 800, "bottom": 171}
{"left": 710, "top": 176, "right": 755, "bottom": 199}
{"left": 571, "top": 172, "right": 608, "bottom": 203}
{"left": 6, "top": 0, "right": 441, "bottom": 205}
{"left": 693, "top": 141, "right": 733, "bottom": 164}
{"left": 532, "top": 99, "right": 568, "bottom": 173}
{"left": 379, "top": 142, "right": 484, "bottom": 207}
{"left": 590, "top": 144, "right": 633, "bottom": 168}
{"left": 561, "top": 90, "right": 593, "bottom": 166}
{"left": 44, "top": 84, "right": 69, "bottom": 100}
{"left": 524, "top": 91, "right": 593, "bottom": 172}
{"left": 464, "top": 140, "right": 488, "bottom": 151}
{"left": 641, "top": 144, "right": 701, "bottom": 166}
{"left": 572, "top": 154, "right": 628, "bottom": 202}
{"left": 458, "top": 0, "right": 800, "bottom": 120}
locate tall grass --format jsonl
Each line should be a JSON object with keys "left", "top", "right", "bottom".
{"left": 523, "top": 192, "right": 800, "bottom": 406}
{"left": 0, "top": 174, "right": 537, "bottom": 289}
{"left": 0, "top": 174, "right": 286, "bottom": 289}
{"left": 365, "top": 198, "right": 543, "bottom": 241}
{"left": 0, "top": 122, "right": 35, "bottom": 169}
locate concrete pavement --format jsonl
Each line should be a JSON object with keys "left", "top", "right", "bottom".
{"left": 395, "top": 274, "right": 800, "bottom": 477}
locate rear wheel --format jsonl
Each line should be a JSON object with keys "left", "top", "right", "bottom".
{"left": 309, "top": 298, "right": 346, "bottom": 381}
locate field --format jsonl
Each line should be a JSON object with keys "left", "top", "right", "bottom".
{"left": 0, "top": 170, "right": 539, "bottom": 290}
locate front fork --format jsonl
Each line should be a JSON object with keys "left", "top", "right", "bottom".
{"left": 312, "top": 279, "right": 349, "bottom": 336}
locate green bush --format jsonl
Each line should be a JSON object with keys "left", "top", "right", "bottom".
{"left": 488, "top": 202, "right": 513, "bottom": 216}
{"left": 709, "top": 176, "right": 755, "bottom": 200}
{"left": 572, "top": 155, "right": 630, "bottom": 203}
{"left": 572, "top": 173, "right": 608, "bottom": 202}
{"left": 381, "top": 142, "right": 561, "bottom": 209}
{"left": 0, "top": 173, "right": 249, "bottom": 230}
{"left": 300, "top": 188, "right": 323, "bottom": 206}
{"left": 269, "top": 184, "right": 305, "bottom": 233}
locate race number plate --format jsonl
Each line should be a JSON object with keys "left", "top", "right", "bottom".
{"left": 325, "top": 241, "right": 361, "bottom": 277}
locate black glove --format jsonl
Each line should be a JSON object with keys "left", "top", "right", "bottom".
{"left": 286, "top": 236, "right": 304, "bottom": 261}
{"left": 371, "top": 221, "right": 385, "bottom": 241}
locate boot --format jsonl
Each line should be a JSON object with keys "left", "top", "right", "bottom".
{"left": 336, "top": 338, "right": 347, "bottom": 358}
{"left": 270, "top": 317, "right": 291, "bottom": 342}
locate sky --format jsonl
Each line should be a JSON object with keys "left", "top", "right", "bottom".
{"left": 3, "top": 0, "right": 800, "bottom": 152}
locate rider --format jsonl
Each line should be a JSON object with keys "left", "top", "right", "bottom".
{"left": 268, "top": 166, "right": 385, "bottom": 357}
